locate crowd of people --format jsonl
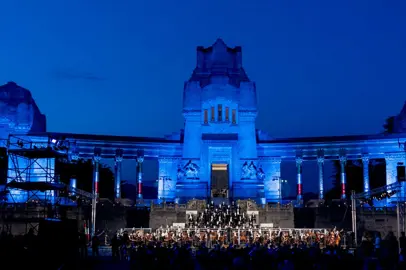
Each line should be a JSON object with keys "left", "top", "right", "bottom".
{"left": 124, "top": 226, "right": 348, "bottom": 249}
{"left": 107, "top": 229, "right": 406, "bottom": 270}
{"left": 187, "top": 201, "right": 256, "bottom": 228}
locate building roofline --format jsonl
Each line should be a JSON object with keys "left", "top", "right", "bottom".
{"left": 259, "top": 132, "right": 406, "bottom": 144}
{"left": 17, "top": 131, "right": 406, "bottom": 146}
{"left": 24, "top": 131, "right": 181, "bottom": 144}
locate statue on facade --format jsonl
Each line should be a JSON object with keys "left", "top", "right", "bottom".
{"left": 177, "top": 165, "right": 185, "bottom": 181}
{"left": 183, "top": 160, "right": 200, "bottom": 179}
{"left": 241, "top": 161, "right": 258, "bottom": 179}
{"left": 256, "top": 165, "right": 265, "bottom": 181}
{"left": 241, "top": 162, "right": 250, "bottom": 179}
{"left": 178, "top": 160, "right": 200, "bottom": 180}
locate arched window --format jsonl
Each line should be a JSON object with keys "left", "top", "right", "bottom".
{"left": 218, "top": 104, "right": 222, "bottom": 121}
{"left": 204, "top": 109, "right": 208, "bottom": 124}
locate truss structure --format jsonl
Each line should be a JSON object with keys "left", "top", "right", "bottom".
{"left": 351, "top": 182, "right": 406, "bottom": 245}
{"left": 1, "top": 134, "right": 95, "bottom": 233}
{"left": 6, "top": 134, "right": 69, "bottom": 203}
{"left": 1, "top": 182, "right": 95, "bottom": 234}
{"left": 353, "top": 182, "right": 403, "bottom": 201}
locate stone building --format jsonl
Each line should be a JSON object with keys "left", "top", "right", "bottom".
{"left": 1, "top": 39, "right": 406, "bottom": 206}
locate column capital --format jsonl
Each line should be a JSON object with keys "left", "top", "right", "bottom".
{"left": 136, "top": 149, "right": 145, "bottom": 163}
{"left": 295, "top": 157, "right": 303, "bottom": 166}
{"left": 93, "top": 147, "right": 102, "bottom": 161}
{"left": 361, "top": 155, "right": 369, "bottom": 164}
{"left": 136, "top": 156, "right": 144, "bottom": 163}
{"left": 339, "top": 156, "right": 347, "bottom": 163}
{"left": 317, "top": 157, "right": 324, "bottom": 164}
{"left": 70, "top": 151, "right": 79, "bottom": 161}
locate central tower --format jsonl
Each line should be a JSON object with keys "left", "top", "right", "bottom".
{"left": 178, "top": 39, "right": 261, "bottom": 200}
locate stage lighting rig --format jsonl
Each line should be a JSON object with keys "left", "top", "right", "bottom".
{"left": 50, "top": 137, "right": 69, "bottom": 151}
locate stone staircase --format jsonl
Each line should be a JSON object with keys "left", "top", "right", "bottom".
{"left": 212, "top": 197, "right": 230, "bottom": 205}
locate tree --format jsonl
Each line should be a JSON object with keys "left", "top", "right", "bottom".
{"left": 325, "top": 159, "right": 386, "bottom": 201}
{"left": 325, "top": 160, "right": 364, "bottom": 201}
{"left": 383, "top": 116, "right": 395, "bottom": 134}
{"left": 57, "top": 158, "right": 115, "bottom": 199}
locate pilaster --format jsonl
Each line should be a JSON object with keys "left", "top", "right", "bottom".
{"left": 317, "top": 157, "right": 324, "bottom": 200}
{"left": 114, "top": 149, "right": 123, "bottom": 200}
{"left": 361, "top": 155, "right": 370, "bottom": 193}
{"left": 385, "top": 153, "right": 405, "bottom": 202}
{"left": 260, "top": 157, "right": 281, "bottom": 202}
{"left": 157, "top": 157, "right": 179, "bottom": 200}
{"left": 385, "top": 153, "right": 405, "bottom": 186}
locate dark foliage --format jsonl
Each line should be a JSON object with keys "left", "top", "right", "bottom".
{"left": 325, "top": 159, "right": 386, "bottom": 200}
{"left": 56, "top": 159, "right": 115, "bottom": 199}
{"left": 383, "top": 116, "right": 395, "bottom": 134}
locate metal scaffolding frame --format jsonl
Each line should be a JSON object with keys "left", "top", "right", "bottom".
{"left": 0, "top": 185, "right": 94, "bottom": 234}
{"left": 7, "top": 134, "right": 69, "bottom": 186}
{"left": 0, "top": 134, "right": 95, "bottom": 233}
{"left": 351, "top": 182, "right": 405, "bottom": 246}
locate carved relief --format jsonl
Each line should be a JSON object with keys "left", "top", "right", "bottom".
{"left": 241, "top": 161, "right": 265, "bottom": 180}
{"left": 256, "top": 165, "right": 266, "bottom": 180}
{"left": 317, "top": 157, "right": 324, "bottom": 164}
{"left": 177, "top": 160, "right": 200, "bottom": 180}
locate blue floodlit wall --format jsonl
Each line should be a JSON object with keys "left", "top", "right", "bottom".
{"left": 3, "top": 43, "right": 406, "bottom": 205}
{"left": 7, "top": 156, "right": 56, "bottom": 203}
{"left": 169, "top": 39, "right": 276, "bottom": 202}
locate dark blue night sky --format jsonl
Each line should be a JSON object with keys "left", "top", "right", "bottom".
{"left": 1, "top": 1, "right": 405, "bottom": 195}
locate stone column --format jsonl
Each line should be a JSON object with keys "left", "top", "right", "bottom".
{"left": 93, "top": 148, "right": 102, "bottom": 199}
{"left": 361, "top": 155, "right": 370, "bottom": 193}
{"left": 339, "top": 156, "right": 347, "bottom": 199}
{"left": 317, "top": 157, "right": 324, "bottom": 200}
{"left": 91, "top": 147, "right": 101, "bottom": 237}
{"left": 136, "top": 150, "right": 144, "bottom": 200}
{"left": 296, "top": 157, "right": 303, "bottom": 202}
{"left": 114, "top": 149, "right": 123, "bottom": 201}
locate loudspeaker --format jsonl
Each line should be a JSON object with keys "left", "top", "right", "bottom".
{"left": 397, "top": 165, "right": 405, "bottom": 182}
{"left": 0, "top": 147, "right": 7, "bottom": 184}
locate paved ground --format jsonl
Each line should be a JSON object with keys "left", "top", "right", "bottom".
{"left": 84, "top": 258, "right": 130, "bottom": 270}
{"left": 73, "top": 246, "right": 130, "bottom": 270}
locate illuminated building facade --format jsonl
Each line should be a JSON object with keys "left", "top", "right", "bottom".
{"left": 1, "top": 39, "right": 406, "bottom": 205}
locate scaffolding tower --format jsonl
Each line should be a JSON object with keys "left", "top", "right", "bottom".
{"left": 1, "top": 134, "right": 94, "bottom": 233}
{"left": 351, "top": 182, "right": 406, "bottom": 246}
{"left": 6, "top": 134, "right": 69, "bottom": 203}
